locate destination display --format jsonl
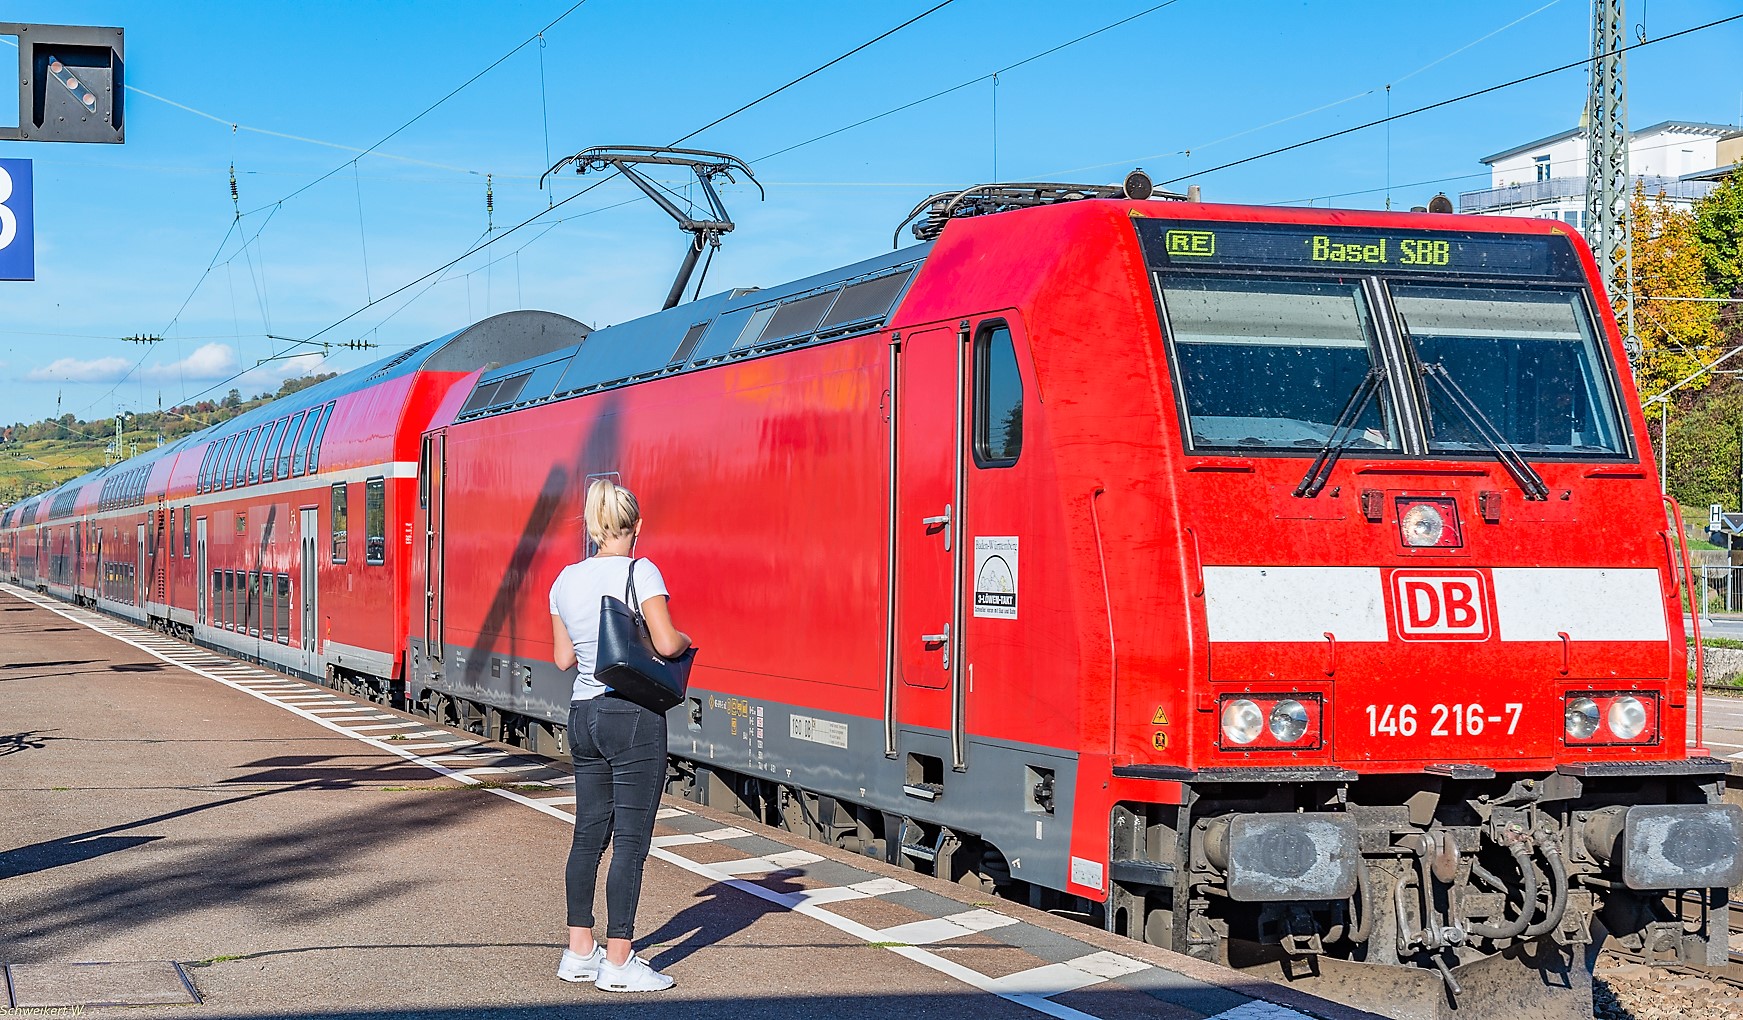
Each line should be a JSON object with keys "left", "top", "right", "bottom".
{"left": 1136, "top": 219, "right": 1581, "bottom": 280}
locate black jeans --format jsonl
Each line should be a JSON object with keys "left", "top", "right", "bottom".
{"left": 566, "top": 694, "right": 667, "bottom": 940}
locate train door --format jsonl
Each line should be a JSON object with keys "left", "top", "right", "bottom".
{"left": 95, "top": 527, "right": 103, "bottom": 600}
{"left": 299, "top": 506, "right": 319, "bottom": 671}
{"left": 74, "top": 522, "right": 84, "bottom": 601}
{"left": 421, "top": 431, "right": 446, "bottom": 661}
{"left": 960, "top": 319, "right": 1036, "bottom": 762}
{"left": 196, "top": 518, "right": 209, "bottom": 626}
{"left": 893, "top": 323, "right": 969, "bottom": 768}
{"left": 136, "top": 523, "right": 146, "bottom": 608}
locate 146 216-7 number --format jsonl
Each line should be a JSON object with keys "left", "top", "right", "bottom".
{"left": 1365, "top": 703, "right": 1522, "bottom": 737}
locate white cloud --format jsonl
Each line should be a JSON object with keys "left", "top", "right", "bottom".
{"left": 25, "top": 355, "right": 133, "bottom": 383}
{"left": 142, "top": 342, "right": 239, "bottom": 382}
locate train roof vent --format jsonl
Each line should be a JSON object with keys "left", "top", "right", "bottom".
{"left": 818, "top": 269, "right": 914, "bottom": 333}
{"left": 749, "top": 290, "right": 838, "bottom": 348}
{"left": 895, "top": 174, "right": 1184, "bottom": 244}
{"left": 363, "top": 343, "right": 430, "bottom": 382}
{"left": 666, "top": 321, "right": 711, "bottom": 367}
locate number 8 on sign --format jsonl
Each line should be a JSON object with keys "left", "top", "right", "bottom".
{"left": 0, "top": 165, "right": 15, "bottom": 252}
{"left": 0, "top": 158, "right": 34, "bottom": 281}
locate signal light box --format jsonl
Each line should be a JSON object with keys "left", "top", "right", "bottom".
{"left": 0, "top": 23, "right": 125, "bottom": 144}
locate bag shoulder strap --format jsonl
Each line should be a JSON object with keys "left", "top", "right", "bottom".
{"left": 624, "top": 557, "right": 642, "bottom": 614}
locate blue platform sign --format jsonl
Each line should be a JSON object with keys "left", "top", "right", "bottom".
{"left": 0, "top": 158, "right": 35, "bottom": 281}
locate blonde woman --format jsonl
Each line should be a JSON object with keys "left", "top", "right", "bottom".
{"left": 550, "top": 478, "right": 690, "bottom": 992}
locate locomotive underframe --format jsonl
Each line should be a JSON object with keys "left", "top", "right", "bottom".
{"left": 1108, "top": 767, "right": 1737, "bottom": 1020}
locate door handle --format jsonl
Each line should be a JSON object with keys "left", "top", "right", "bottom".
{"left": 922, "top": 504, "right": 952, "bottom": 551}
{"left": 921, "top": 623, "right": 951, "bottom": 669}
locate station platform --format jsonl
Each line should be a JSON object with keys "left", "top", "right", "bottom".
{"left": 0, "top": 585, "right": 1379, "bottom": 1020}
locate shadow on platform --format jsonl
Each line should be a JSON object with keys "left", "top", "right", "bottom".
{"left": 1, "top": 780, "right": 498, "bottom": 961}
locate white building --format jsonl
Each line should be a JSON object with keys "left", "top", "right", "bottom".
{"left": 1459, "top": 121, "right": 1740, "bottom": 227}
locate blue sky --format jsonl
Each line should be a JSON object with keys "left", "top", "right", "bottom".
{"left": 3, "top": 0, "right": 1741, "bottom": 427}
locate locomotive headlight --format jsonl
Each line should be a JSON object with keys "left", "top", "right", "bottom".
{"left": 1399, "top": 503, "right": 1445, "bottom": 546}
{"left": 1608, "top": 696, "right": 1648, "bottom": 740}
{"left": 1565, "top": 697, "right": 1600, "bottom": 740}
{"left": 1269, "top": 699, "right": 1309, "bottom": 742}
{"left": 1221, "top": 699, "right": 1264, "bottom": 745}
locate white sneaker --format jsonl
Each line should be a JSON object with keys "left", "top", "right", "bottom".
{"left": 594, "top": 954, "right": 674, "bottom": 992}
{"left": 558, "top": 946, "right": 605, "bottom": 982}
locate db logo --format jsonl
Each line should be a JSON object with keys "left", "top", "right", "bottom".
{"left": 1389, "top": 570, "right": 1491, "bottom": 641}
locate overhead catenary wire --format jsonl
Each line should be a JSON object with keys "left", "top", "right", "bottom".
{"left": 1042, "top": 0, "right": 1569, "bottom": 180}
{"left": 1155, "top": 12, "right": 1743, "bottom": 187}
{"left": 755, "top": 0, "right": 1183, "bottom": 164}
{"left": 175, "top": 1, "right": 959, "bottom": 405}
{"left": 93, "top": 1, "right": 601, "bottom": 410}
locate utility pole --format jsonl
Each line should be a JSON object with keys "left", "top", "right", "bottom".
{"left": 1586, "top": 0, "right": 1636, "bottom": 361}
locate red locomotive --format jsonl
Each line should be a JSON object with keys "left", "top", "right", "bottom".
{"left": 7, "top": 180, "right": 1739, "bottom": 1020}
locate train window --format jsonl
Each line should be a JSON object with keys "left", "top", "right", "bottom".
{"left": 183, "top": 506, "right": 191, "bottom": 558}
{"left": 262, "top": 418, "right": 289, "bottom": 482}
{"left": 227, "top": 435, "right": 247, "bottom": 489}
{"left": 1392, "top": 285, "right": 1625, "bottom": 456}
{"left": 248, "top": 570, "right": 261, "bottom": 637}
{"left": 1160, "top": 276, "right": 1398, "bottom": 452}
{"left": 331, "top": 483, "right": 349, "bottom": 564}
{"left": 246, "top": 426, "right": 267, "bottom": 485}
{"left": 276, "top": 574, "right": 290, "bottom": 643}
{"left": 306, "top": 402, "right": 334, "bottom": 474}
{"left": 460, "top": 380, "right": 503, "bottom": 416}
{"left": 974, "top": 324, "right": 1024, "bottom": 466}
{"left": 224, "top": 570, "right": 236, "bottom": 629}
{"left": 364, "top": 477, "right": 386, "bottom": 565}
{"left": 293, "top": 407, "right": 319, "bottom": 475}
{"left": 167, "top": 510, "right": 175, "bottom": 557}
{"left": 209, "top": 571, "right": 219, "bottom": 625}
{"left": 280, "top": 412, "right": 307, "bottom": 479}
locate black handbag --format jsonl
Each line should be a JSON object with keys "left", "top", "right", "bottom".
{"left": 595, "top": 557, "right": 695, "bottom": 713}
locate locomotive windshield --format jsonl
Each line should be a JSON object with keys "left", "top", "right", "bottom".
{"left": 1160, "top": 277, "right": 1399, "bottom": 450}
{"left": 1393, "top": 285, "right": 1624, "bottom": 455}
{"left": 1141, "top": 219, "right": 1629, "bottom": 460}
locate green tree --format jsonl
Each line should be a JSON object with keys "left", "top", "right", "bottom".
{"left": 1624, "top": 183, "right": 1719, "bottom": 401}
{"left": 1695, "top": 168, "right": 1743, "bottom": 299}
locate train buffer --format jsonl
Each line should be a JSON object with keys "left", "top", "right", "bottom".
{"left": 0, "top": 585, "right": 1381, "bottom": 1019}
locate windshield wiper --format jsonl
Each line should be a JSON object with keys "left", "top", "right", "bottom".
{"left": 1419, "top": 362, "right": 1550, "bottom": 501}
{"left": 1294, "top": 368, "right": 1384, "bottom": 498}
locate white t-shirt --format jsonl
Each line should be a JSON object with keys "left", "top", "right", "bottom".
{"left": 548, "top": 556, "right": 670, "bottom": 702}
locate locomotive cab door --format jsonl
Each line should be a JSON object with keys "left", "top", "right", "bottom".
{"left": 893, "top": 323, "right": 970, "bottom": 768}
{"left": 421, "top": 431, "right": 446, "bottom": 662}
